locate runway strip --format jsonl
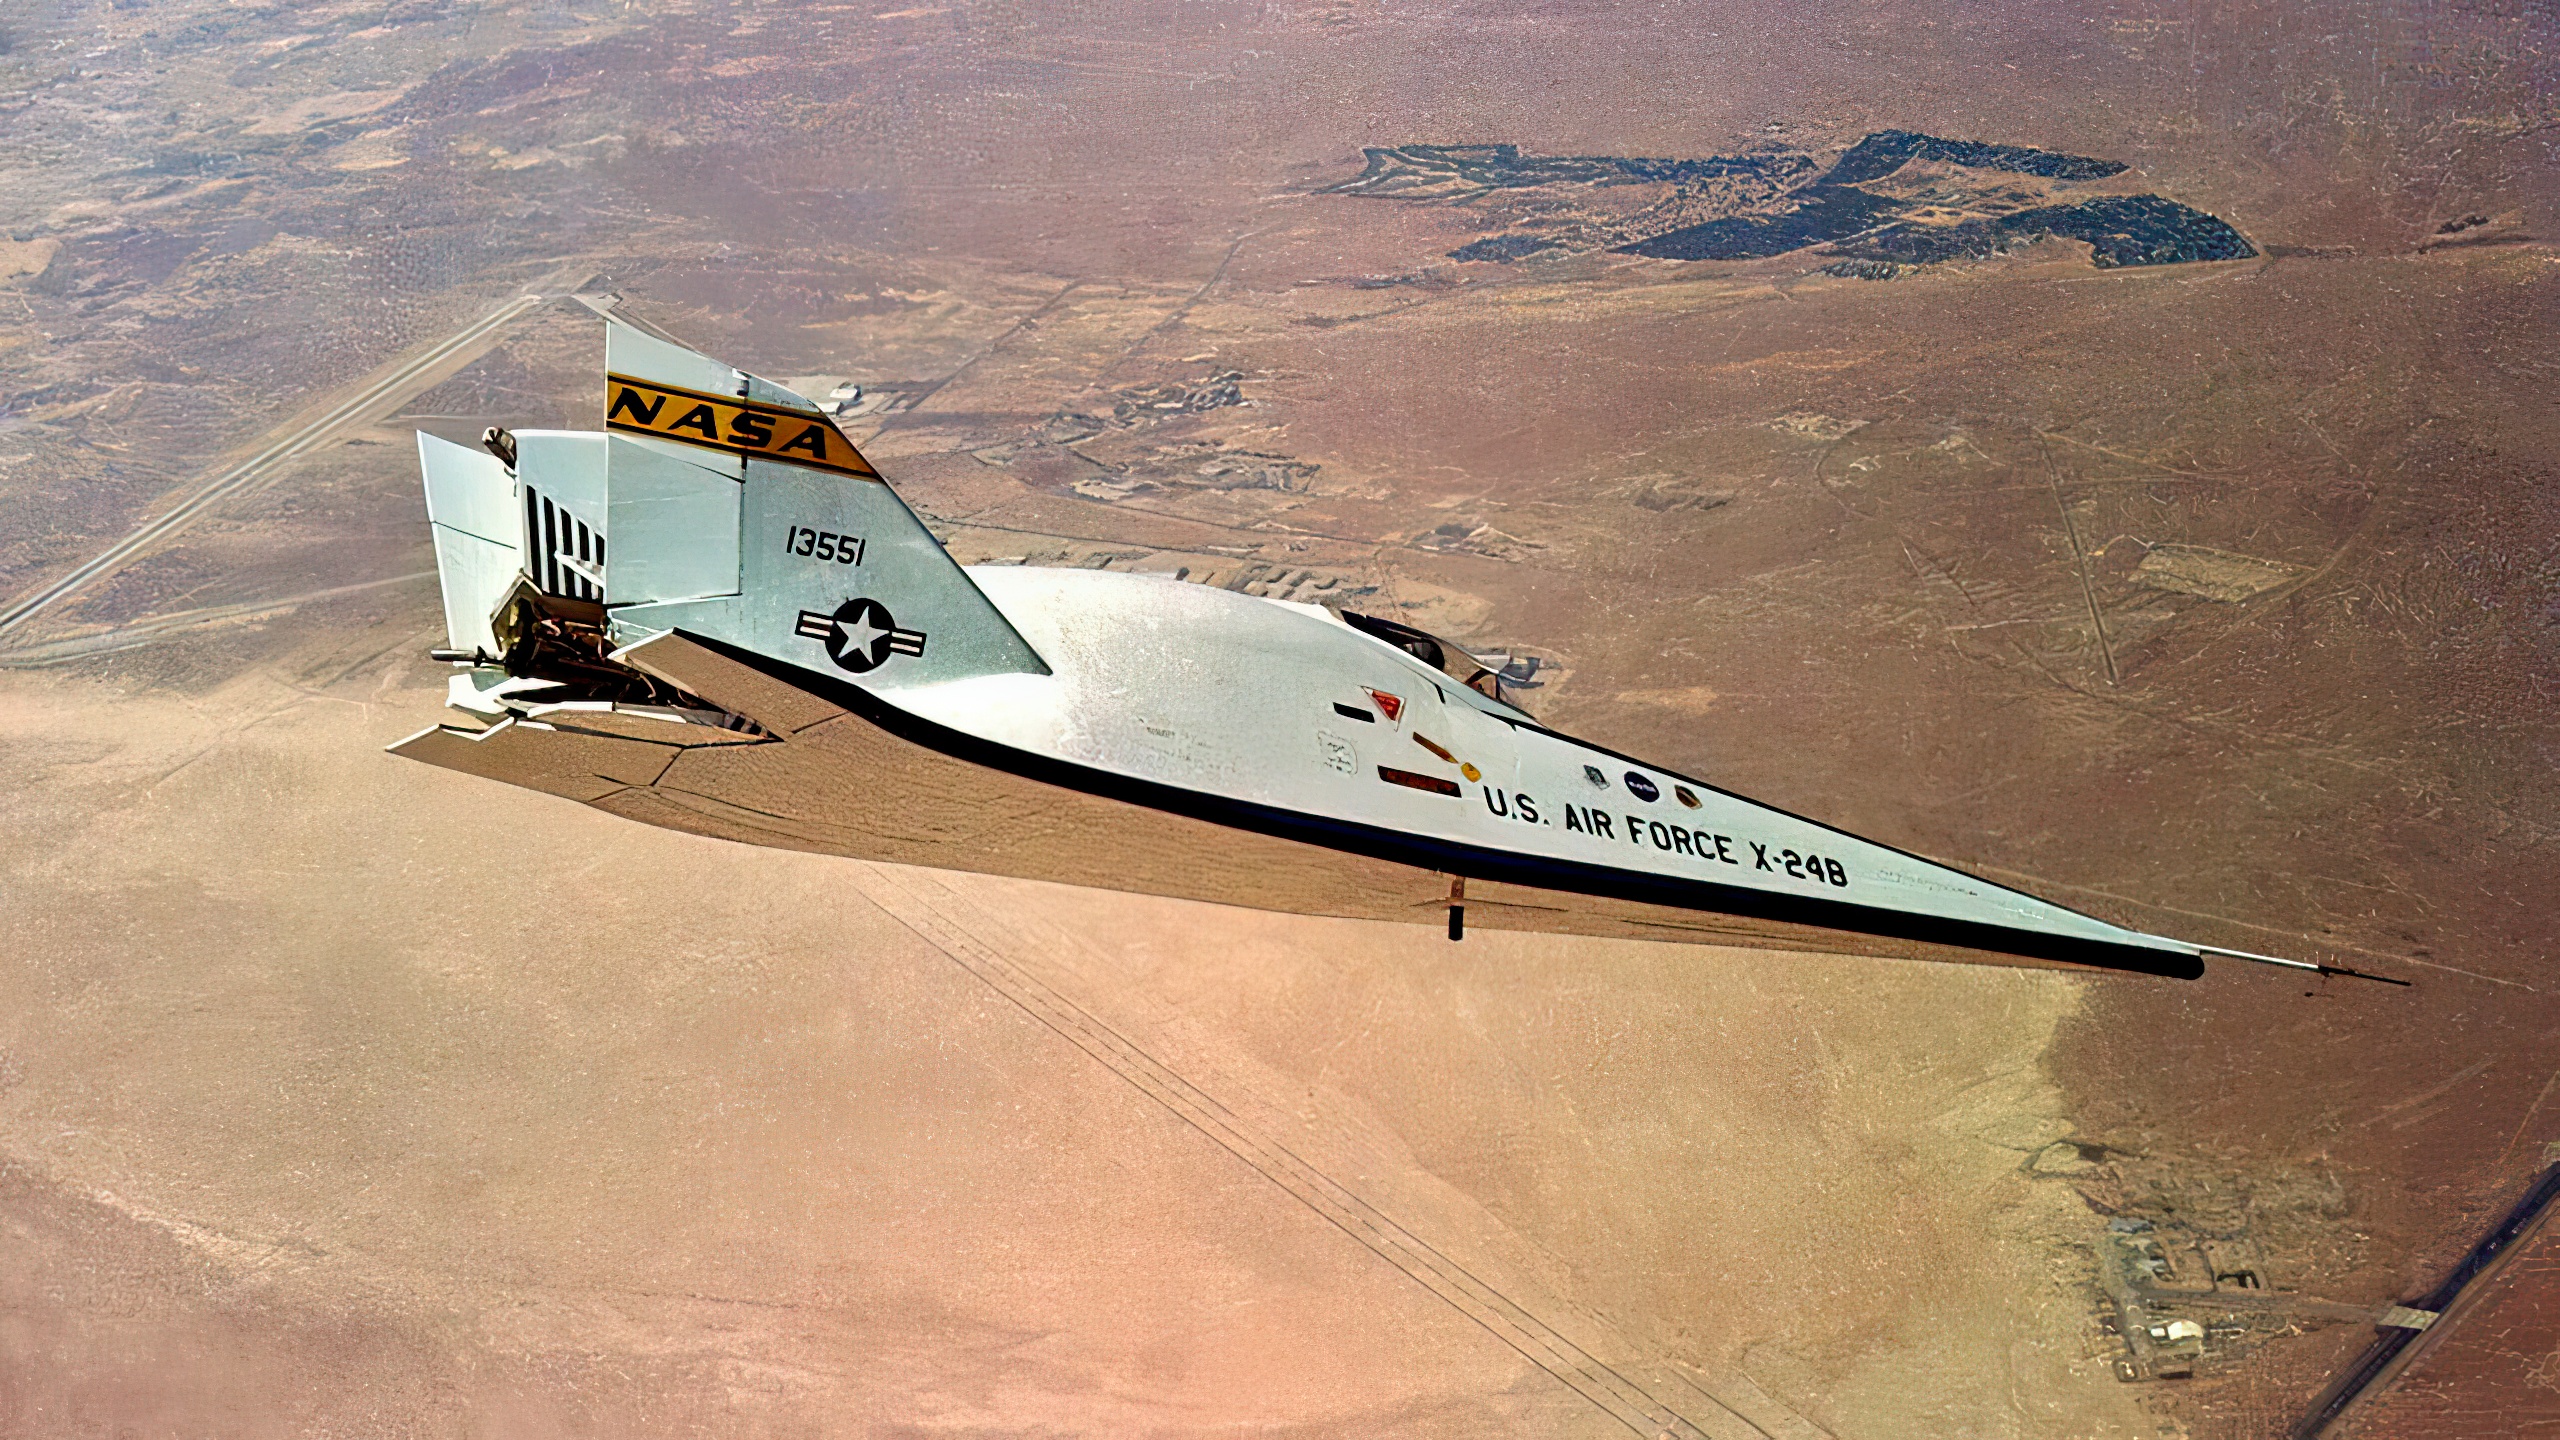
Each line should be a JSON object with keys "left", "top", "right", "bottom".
{"left": 0, "top": 289, "right": 552, "bottom": 645}
{"left": 2292, "top": 1161, "right": 2560, "bottom": 1437}
{"left": 857, "top": 865, "right": 1803, "bottom": 1440}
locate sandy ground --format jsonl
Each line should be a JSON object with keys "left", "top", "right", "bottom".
{"left": 1, "top": 625, "right": 2159, "bottom": 1436}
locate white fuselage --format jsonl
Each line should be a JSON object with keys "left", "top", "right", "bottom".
{"left": 860, "top": 566, "right": 2174, "bottom": 958}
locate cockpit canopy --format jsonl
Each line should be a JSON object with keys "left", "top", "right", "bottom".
{"left": 1338, "top": 609, "right": 1536, "bottom": 714}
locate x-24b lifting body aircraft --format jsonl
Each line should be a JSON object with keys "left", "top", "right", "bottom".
{"left": 392, "top": 320, "right": 2398, "bottom": 985}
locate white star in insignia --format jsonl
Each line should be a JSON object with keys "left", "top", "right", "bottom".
{"left": 835, "top": 611, "right": 889, "bottom": 653}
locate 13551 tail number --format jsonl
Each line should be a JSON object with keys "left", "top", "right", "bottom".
{"left": 785, "top": 526, "right": 865, "bottom": 565}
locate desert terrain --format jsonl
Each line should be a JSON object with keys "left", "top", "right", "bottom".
{"left": 2, "top": 0, "right": 2556, "bottom": 1434}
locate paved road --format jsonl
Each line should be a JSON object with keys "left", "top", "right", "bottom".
{"left": 2294, "top": 1163, "right": 2560, "bottom": 1437}
{"left": 0, "top": 288, "right": 556, "bottom": 646}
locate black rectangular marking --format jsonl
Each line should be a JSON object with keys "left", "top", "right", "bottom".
{"left": 1333, "top": 703, "right": 1376, "bottom": 723}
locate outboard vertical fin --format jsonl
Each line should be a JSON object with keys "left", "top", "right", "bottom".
{"left": 417, "top": 431, "right": 520, "bottom": 660}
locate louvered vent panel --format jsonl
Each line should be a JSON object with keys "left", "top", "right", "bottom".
{"left": 521, "top": 484, "right": 603, "bottom": 601}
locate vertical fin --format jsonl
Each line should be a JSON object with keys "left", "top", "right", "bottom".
{"left": 417, "top": 432, "right": 520, "bottom": 657}
{"left": 593, "top": 321, "right": 1048, "bottom": 685}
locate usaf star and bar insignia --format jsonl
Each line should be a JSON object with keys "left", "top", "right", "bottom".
{"left": 797, "top": 598, "right": 928, "bottom": 674}
{"left": 605, "top": 373, "right": 881, "bottom": 479}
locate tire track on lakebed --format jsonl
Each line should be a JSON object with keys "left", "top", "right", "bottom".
{"left": 857, "top": 866, "right": 1833, "bottom": 1440}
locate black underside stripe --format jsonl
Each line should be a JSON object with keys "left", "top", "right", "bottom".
{"left": 678, "top": 632, "right": 2202, "bottom": 979}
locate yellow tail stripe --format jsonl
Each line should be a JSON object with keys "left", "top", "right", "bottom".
{"left": 603, "top": 373, "right": 881, "bottom": 479}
